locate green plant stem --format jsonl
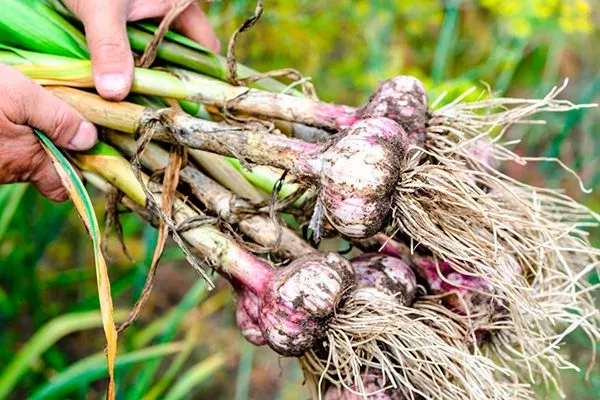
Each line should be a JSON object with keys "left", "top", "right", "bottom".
{"left": 227, "top": 159, "right": 310, "bottom": 206}
{"left": 3, "top": 53, "right": 352, "bottom": 131}
{"left": 105, "top": 133, "right": 313, "bottom": 259}
{"left": 126, "top": 26, "right": 296, "bottom": 94}
{"left": 50, "top": 87, "right": 323, "bottom": 179}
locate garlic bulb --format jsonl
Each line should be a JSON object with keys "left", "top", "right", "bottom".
{"left": 318, "top": 118, "right": 406, "bottom": 238}
{"left": 357, "top": 75, "right": 428, "bottom": 146}
{"left": 351, "top": 253, "right": 418, "bottom": 305}
{"left": 258, "top": 252, "right": 355, "bottom": 356}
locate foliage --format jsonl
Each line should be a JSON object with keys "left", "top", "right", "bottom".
{"left": 0, "top": 1, "right": 598, "bottom": 399}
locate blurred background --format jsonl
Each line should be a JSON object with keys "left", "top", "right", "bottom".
{"left": 0, "top": 0, "right": 598, "bottom": 399}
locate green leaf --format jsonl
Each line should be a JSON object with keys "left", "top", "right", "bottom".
{"left": 0, "top": 45, "right": 80, "bottom": 66}
{"left": 164, "top": 353, "right": 226, "bottom": 400}
{"left": 30, "top": 342, "right": 186, "bottom": 400}
{"left": 35, "top": 130, "right": 118, "bottom": 400}
{"left": 0, "top": 0, "right": 87, "bottom": 58}
{"left": 234, "top": 341, "right": 255, "bottom": 400}
{"left": 127, "top": 280, "right": 207, "bottom": 399}
{"left": 0, "top": 184, "right": 28, "bottom": 243}
{"left": 144, "top": 328, "right": 198, "bottom": 400}
{"left": 0, "top": 310, "right": 127, "bottom": 400}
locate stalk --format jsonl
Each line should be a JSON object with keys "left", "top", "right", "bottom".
{"left": 126, "top": 26, "right": 297, "bottom": 94}
{"left": 49, "top": 86, "right": 408, "bottom": 239}
{"left": 187, "top": 150, "right": 267, "bottom": 202}
{"left": 7, "top": 55, "right": 358, "bottom": 131}
{"left": 126, "top": 90, "right": 267, "bottom": 203}
{"left": 13, "top": 0, "right": 297, "bottom": 94}
{"left": 47, "top": 87, "right": 320, "bottom": 171}
{"left": 226, "top": 159, "right": 309, "bottom": 205}
{"left": 4, "top": 55, "right": 305, "bottom": 204}
{"left": 77, "top": 148, "right": 356, "bottom": 358}
{"left": 6, "top": 52, "right": 429, "bottom": 134}
{"left": 78, "top": 158, "right": 273, "bottom": 295}
{"left": 105, "top": 131, "right": 314, "bottom": 260}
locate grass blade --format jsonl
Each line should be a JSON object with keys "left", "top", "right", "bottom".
{"left": 431, "top": 0, "right": 458, "bottom": 82}
{"left": 30, "top": 342, "right": 186, "bottom": 400}
{"left": 35, "top": 130, "right": 118, "bottom": 400}
{"left": 144, "top": 326, "right": 199, "bottom": 400}
{"left": 0, "top": 0, "right": 87, "bottom": 58}
{"left": 234, "top": 341, "right": 255, "bottom": 400}
{"left": 127, "top": 280, "right": 207, "bottom": 399}
{"left": 0, "top": 310, "right": 126, "bottom": 399}
{"left": 164, "top": 353, "right": 227, "bottom": 400}
{"left": 0, "top": 184, "right": 28, "bottom": 243}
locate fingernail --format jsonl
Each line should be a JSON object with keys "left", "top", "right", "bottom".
{"left": 69, "top": 121, "right": 97, "bottom": 150}
{"left": 97, "top": 73, "right": 129, "bottom": 99}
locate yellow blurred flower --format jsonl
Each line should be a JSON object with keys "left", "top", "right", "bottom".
{"left": 574, "top": 0, "right": 591, "bottom": 15}
{"left": 498, "top": 0, "right": 522, "bottom": 17}
{"left": 507, "top": 18, "right": 533, "bottom": 38}
{"left": 559, "top": 16, "right": 576, "bottom": 33}
{"left": 532, "top": 0, "right": 557, "bottom": 19}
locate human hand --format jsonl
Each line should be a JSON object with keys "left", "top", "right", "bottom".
{"left": 0, "top": 64, "right": 97, "bottom": 201}
{"left": 63, "top": 0, "right": 220, "bottom": 101}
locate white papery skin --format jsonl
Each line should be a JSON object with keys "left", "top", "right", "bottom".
{"left": 318, "top": 117, "right": 407, "bottom": 238}
{"left": 258, "top": 253, "right": 356, "bottom": 356}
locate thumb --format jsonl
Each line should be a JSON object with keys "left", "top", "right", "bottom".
{"left": 27, "top": 86, "right": 98, "bottom": 151}
{"left": 74, "top": 0, "right": 134, "bottom": 101}
{"left": 1, "top": 64, "right": 97, "bottom": 151}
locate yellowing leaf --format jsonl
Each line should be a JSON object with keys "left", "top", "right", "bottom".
{"left": 35, "top": 130, "right": 117, "bottom": 400}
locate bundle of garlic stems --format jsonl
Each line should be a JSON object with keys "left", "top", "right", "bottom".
{"left": 79, "top": 136, "right": 532, "bottom": 399}
{"left": 2, "top": 2, "right": 598, "bottom": 398}
{"left": 36, "top": 83, "right": 600, "bottom": 398}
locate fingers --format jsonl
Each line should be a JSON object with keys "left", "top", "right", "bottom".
{"left": 172, "top": 2, "right": 220, "bottom": 53}
{"left": 62, "top": 0, "right": 221, "bottom": 103}
{"left": 1, "top": 64, "right": 97, "bottom": 151}
{"left": 30, "top": 155, "right": 69, "bottom": 202}
{"left": 128, "top": 0, "right": 220, "bottom": 53}
{"left": 27, "top": 88, "right": 97, "bottom": 151}
{"left": 67, "top": 0, "right": 134, "bottom": 101}
{"left": 0, "top": 64, "right": 95, "bottom": 203}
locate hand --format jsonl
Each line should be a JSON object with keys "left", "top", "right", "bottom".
{"left": 0, "top": 64, "right": 97, "bottom": 201}
{"left": 63, "top": 0, "right": 220, "bottom": 101}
